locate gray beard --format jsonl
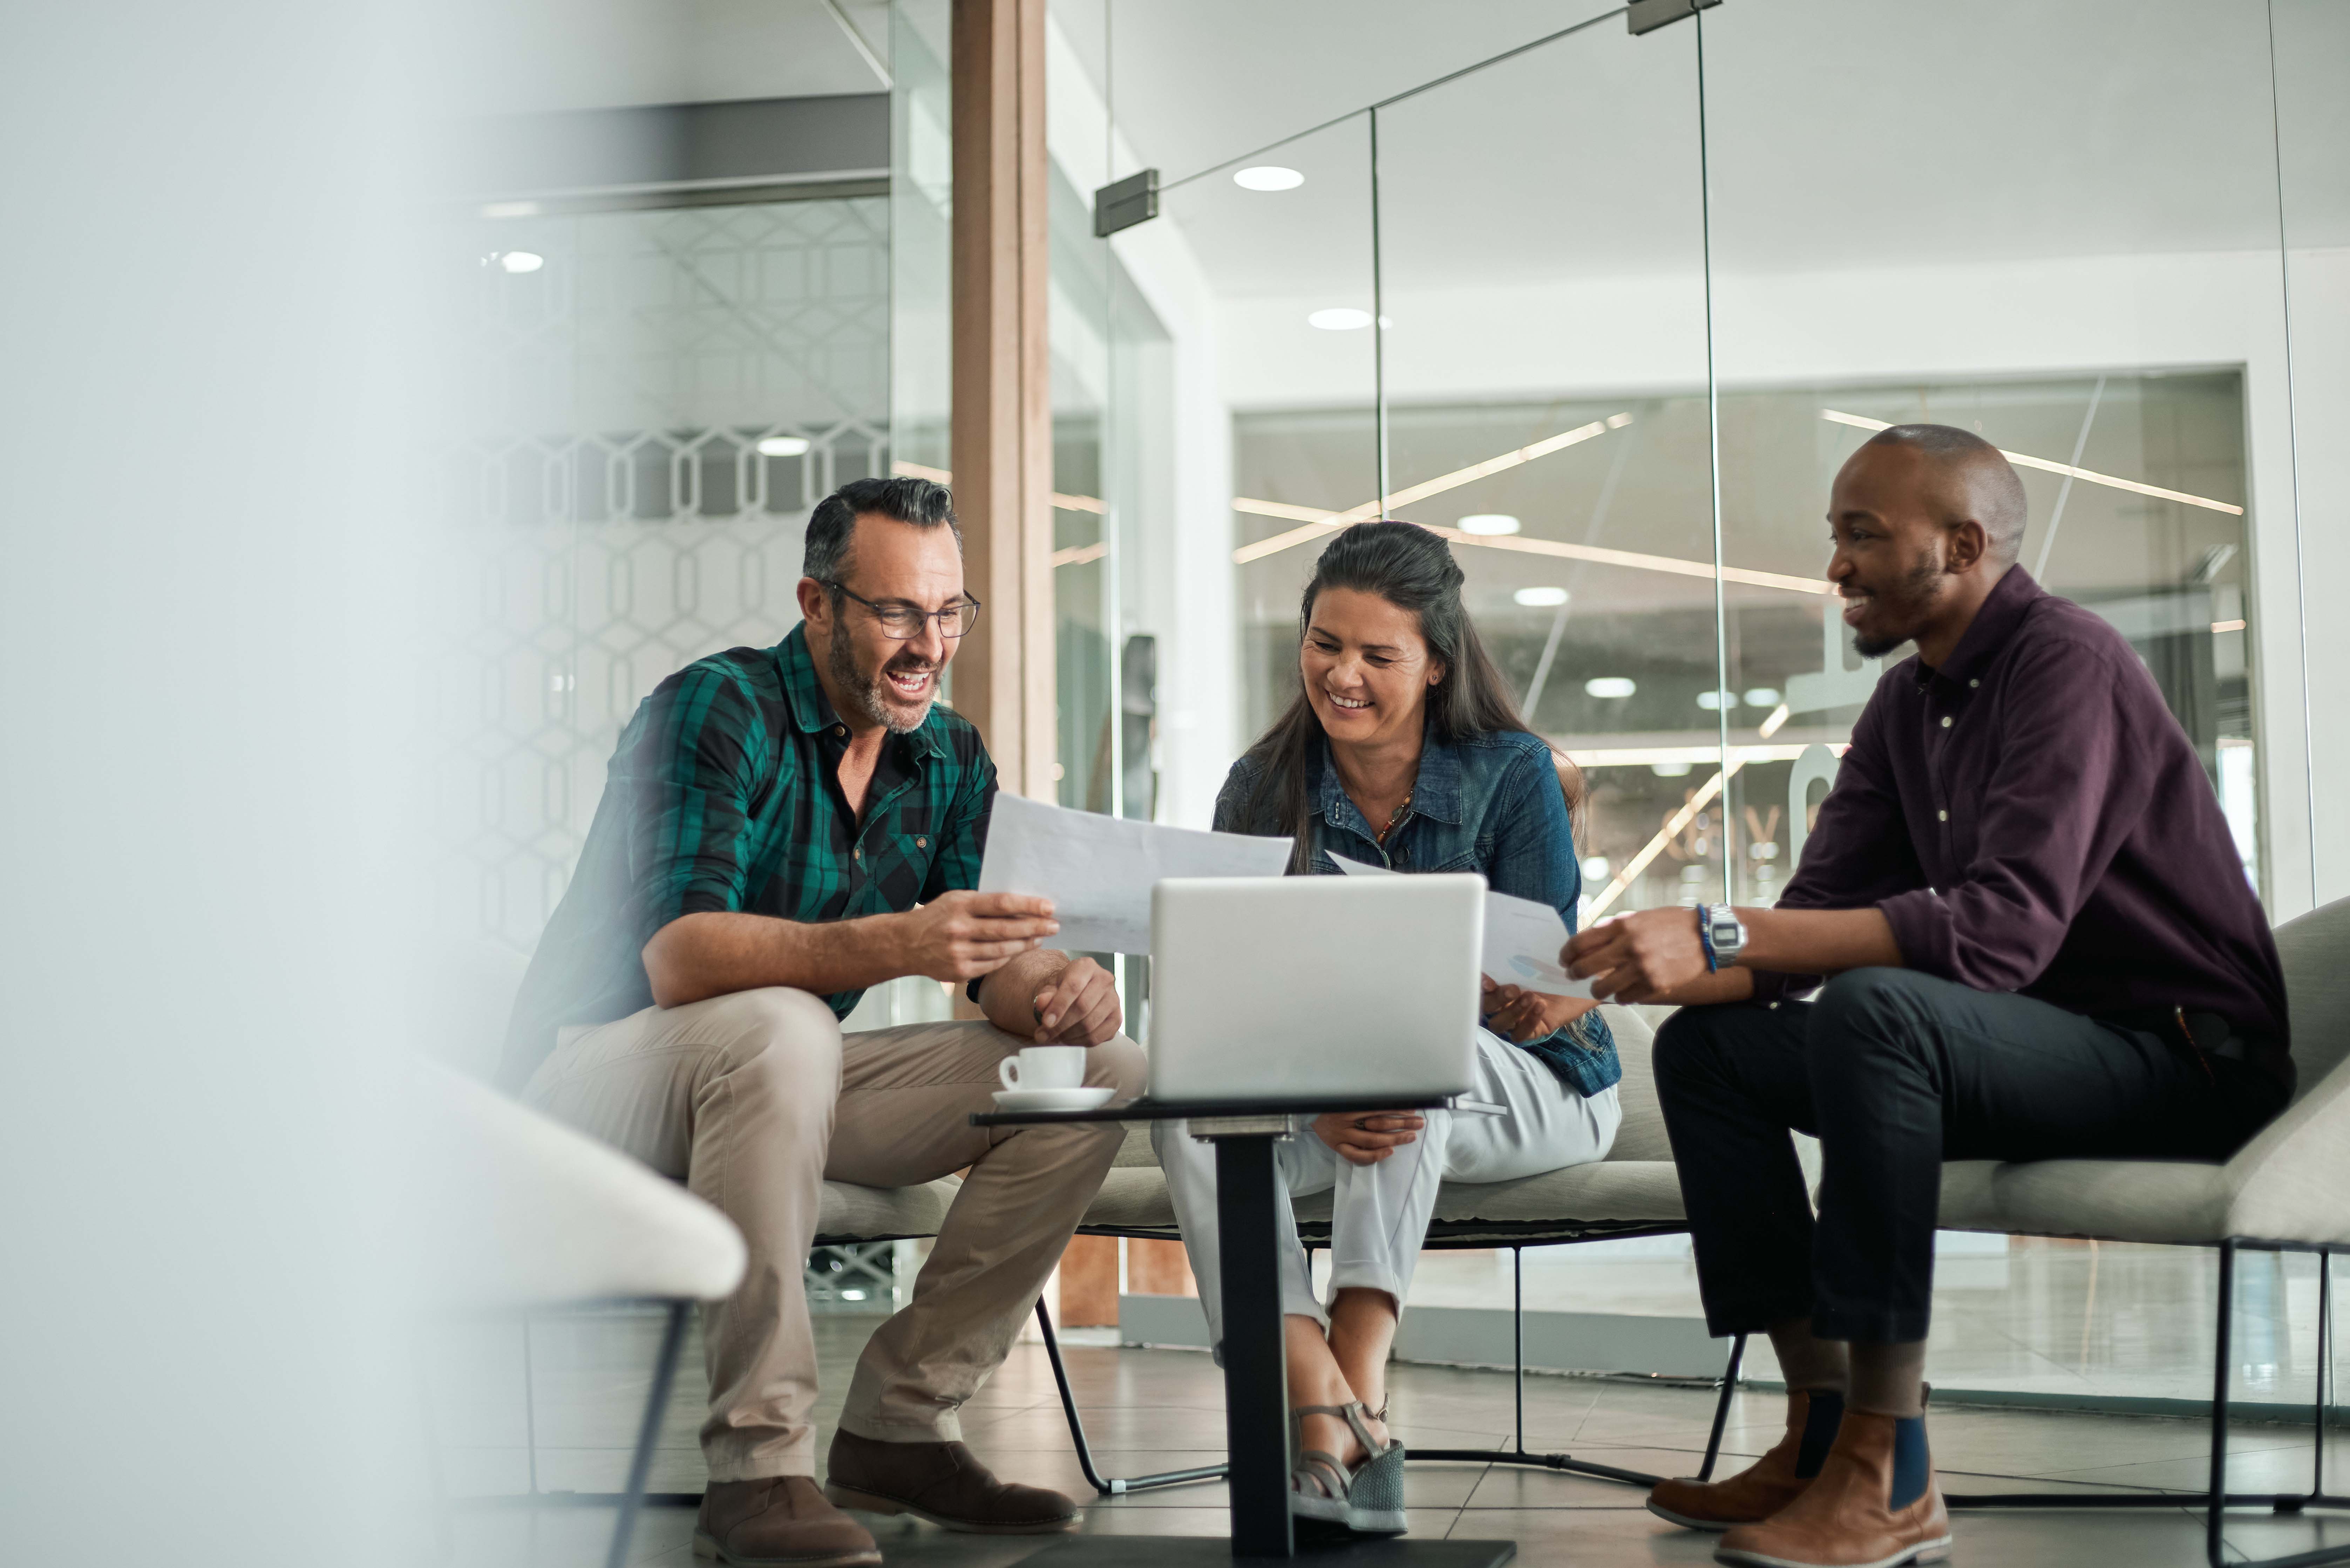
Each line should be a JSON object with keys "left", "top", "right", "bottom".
{"left": 828, "top": 628, "right": 932, "bottom": 735}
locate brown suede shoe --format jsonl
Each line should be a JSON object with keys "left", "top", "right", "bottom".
{"left": 1715, "top": 1410, "right": 1950, "bottom": 1568}
{"left": 1649, "top": 1389, "right": 1835, "bottom": 1531}
{"left": 823, "top": 1428, "right": 1079, "bottom": 1535}
{"left": 694, "top": 1476, "right": 882, "bottom": 1567}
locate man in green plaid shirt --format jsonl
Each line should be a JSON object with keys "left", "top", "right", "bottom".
{"left": 503, "top": 478, "right": 1142, "bottom": 1563}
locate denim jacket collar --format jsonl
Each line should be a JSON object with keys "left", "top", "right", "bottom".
{"left": 1315, "top": 723, "right": 1466, "bottom": 836}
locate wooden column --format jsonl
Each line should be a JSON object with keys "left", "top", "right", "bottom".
{"left": 952, "top": 0, "right": 1113, "bottom": 1324}
{"left": 950, "top": 0, "right": 1055, "bottom": 799}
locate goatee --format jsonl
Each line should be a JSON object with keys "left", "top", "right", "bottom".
{"left": 829, "top": 630, "right": 934, "bottom": 735}
{"left": 1852, "top": 551, "right": 1943, "bottom": 659}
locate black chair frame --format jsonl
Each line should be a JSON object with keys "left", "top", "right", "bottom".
{"left": 1939, "top": 1239, "right": 2345, "bottom": 1568}
{"left": 1035, "top": 1220, "right": 1750, "bottom": 1497}
{"left": 501, "top": 1230, "right": 940, "bottom": 1519}
{"left": 436, "top": 1297, "right": 694, "bottom": 1568}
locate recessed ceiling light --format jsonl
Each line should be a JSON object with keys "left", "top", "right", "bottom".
{"left": 1743, "top": 687, "right": 1780, "bottom": 708}
{"left": 1233, "top": 165, "right": 1304, "bottom": 191}
{"left": 1459, "top": 513, "right": 1521, "bottom": 536}
{"left": 494, "top": 250, "right": 544, "bottom": 274}
{"left": 1514, "top": 586, "right": 1569, "bottom": 608}
{"left": 1308, "top": 307, "right": 1374, "bottom": 331}
{"left": 1652, "top": 761, "right": 1693, "bottom": 778}
{"left": 1584, "top": 677, "right": 1636, "bottom": 699}
{"left": 756, "top": 435, "right": 812, "bottom": 458}
{"left": 1696, "top": 689, "right": 1737, "bottom": 710}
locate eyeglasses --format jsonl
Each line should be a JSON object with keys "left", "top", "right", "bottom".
{"left": 822, "top": 581, "right": 983, "bottom": 640}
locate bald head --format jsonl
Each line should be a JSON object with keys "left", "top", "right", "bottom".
{"left": 1856, "top": 423, "right": 2029, "bottom": 567}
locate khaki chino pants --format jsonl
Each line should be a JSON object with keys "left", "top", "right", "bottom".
{"left": 522, "top": 986, "right": 1144, "bottom": 1480}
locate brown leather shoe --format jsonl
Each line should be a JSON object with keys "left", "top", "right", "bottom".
{"left": 823, "top": 1428, "right": 1078, "bottom": 1535}
{"left": 1649, "top": 1389, "right": 1839, "bottom": 1531}
{"left": 1714, "top": 1409, "right": 1950, "bottom": 1568}
{"left": 694, "top": 1476, "right": 882, "bottom": 1567}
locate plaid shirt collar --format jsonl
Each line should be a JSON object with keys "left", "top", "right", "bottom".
{"left": 776, "top": 623, "right": 950, "bottom": 766}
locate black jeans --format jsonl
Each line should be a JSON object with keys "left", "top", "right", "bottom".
{"left": 1653, "top": 967, "right": 2287, "bottom": 1344}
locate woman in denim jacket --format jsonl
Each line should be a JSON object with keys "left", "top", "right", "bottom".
{"left": 1153, "top": 521, "right": 1621, "bottom": 1534}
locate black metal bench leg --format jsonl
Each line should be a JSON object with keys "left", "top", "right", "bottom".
{"left": 1409, "top": 1263, "right": 1749, "bottom": 1494}
{"left": 2191, "top": 1245, "right": 2350, "bottom": 1568}
{"left": 2209, "top": 1240, "right": 2235, "bottom": 1568}
{"left": 1698, "top": 1333, "right": 1748, "bottom": 1481}
{"left": 2316, "top": 1251, "right": 2333, "bottom": 1505}
{"left": 1034, "top": 1296, "right": 1228, "bottom": 1495}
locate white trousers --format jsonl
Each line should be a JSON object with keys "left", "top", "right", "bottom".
{"left": 1152, "top": 1030, "right": 1621, "bottom": 1347}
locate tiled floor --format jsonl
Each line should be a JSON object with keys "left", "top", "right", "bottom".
{"left": 428, "top": 1311, "right": 2350, "bottom": 1566}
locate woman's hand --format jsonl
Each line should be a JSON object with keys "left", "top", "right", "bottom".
{"left": 1312, "top": 1111, "right": 1426, "bottom": 1166}
{"left": 1480, "top": 977, "right": 1601, "bottom": 1044}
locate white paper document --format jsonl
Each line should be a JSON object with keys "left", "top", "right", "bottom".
{"left": 1331, "top": 853, "right": 1594, "bottom": 998}
{"left": 976, "top": 793, "right": 1293, "bottom": 954}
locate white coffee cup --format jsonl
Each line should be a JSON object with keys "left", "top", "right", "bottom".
{"left": 999, "top": 1044, "right": 1087, "bottom": 1092}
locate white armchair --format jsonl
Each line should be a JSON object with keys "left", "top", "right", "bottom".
{"left": 412, "top": 1063, "right": 746, "bottom": 1568}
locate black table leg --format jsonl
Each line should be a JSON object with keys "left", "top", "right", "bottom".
{"left": 1214, "top": 1134, "right": 1292, "bottom": 1559}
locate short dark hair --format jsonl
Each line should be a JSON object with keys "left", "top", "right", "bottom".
{"left": 803, "top": 476, "right": 961, "bottom": 584}
{"left": 1861, "top": 423, "right": 2030, "bottom": 565}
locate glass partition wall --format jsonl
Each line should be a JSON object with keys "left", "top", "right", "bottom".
{"left": 1080, "top": 0, "right": 2310, "bottom": 919}
{"left": 1065, "top": 0, "right": 2330, "bottom": 1403}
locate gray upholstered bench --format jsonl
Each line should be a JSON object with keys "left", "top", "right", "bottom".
{"left": 1037, "top": 1003, "right": 1753, "bottom": 1497}
{"left": 1036, "top": 895, "right": 2350, "bottom": 1568}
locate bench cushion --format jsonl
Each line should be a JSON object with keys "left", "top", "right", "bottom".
{"left": 1093, "top": 1006, "right": 1680, "bottom": 1243}
{"left": 1936, "top": 1157, "right": 2232, "bottom": 1245}
{"left": 817, "top": 1178, "right": 960, "bottom": 1243}
{"left": 1080, "top": 1158, "right": 1686, "bottom": 1241}
{"left": 1108, "top": 1005, "right": 1665, "bottom": 1169}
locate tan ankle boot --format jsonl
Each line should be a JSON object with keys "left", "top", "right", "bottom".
{"left": 1715, "top": 1409, "right": 1950, "bottom": 1568}
{"left": 1648, "top": 1389, "right": 1836, "bottom": 1531}
{"left": 694, "top": 1476, "right": 881, "bottom": 1567}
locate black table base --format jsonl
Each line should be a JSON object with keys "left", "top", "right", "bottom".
{"left": 974, "top": 1098, "right": 1513, "bottom": 1564}
{"left": 1017, "top": 1535, "right": 1514, "bottom": 1568}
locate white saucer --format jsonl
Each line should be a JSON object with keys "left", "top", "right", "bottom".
{"left": 992, "top": 1086, "right": 1116, "bottom": 1114}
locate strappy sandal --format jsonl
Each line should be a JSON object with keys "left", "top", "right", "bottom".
{"left": 1346, "top": 1400, "right": 1407, "bottom": 1536}
{"left": 1289, "top": 1402, "right": 1408, "bottom": 1535}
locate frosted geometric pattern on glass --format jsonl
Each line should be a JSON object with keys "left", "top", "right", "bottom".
{"left": 441, "top": 198, "right": 890, "bottom": 951}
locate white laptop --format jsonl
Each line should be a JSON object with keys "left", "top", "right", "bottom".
{"left": 1147, "top": 873, "right": 1487, "bottom": 1105}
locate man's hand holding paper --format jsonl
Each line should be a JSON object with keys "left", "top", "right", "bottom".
{"left": 976, "top": 793, "right": 1293, "bottom": 954}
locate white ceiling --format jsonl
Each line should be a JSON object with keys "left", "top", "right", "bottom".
{"left": 447, "top": 0, "right": 2343, "bottom": 279}
{"left": 1053, "top": 0, "right": 2342, "bottom": 304}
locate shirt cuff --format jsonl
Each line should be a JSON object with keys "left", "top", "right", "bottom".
{"left": 1876, "top": 888, "right": 1953, "bottom": 980}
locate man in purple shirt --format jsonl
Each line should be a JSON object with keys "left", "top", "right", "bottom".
{"left": 1563, "top": 425, "right": 2292, "bottom": 1568}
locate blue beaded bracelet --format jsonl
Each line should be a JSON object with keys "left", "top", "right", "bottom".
{"left": 1697, "top": 906, "right": 1720, "bottom": 972}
